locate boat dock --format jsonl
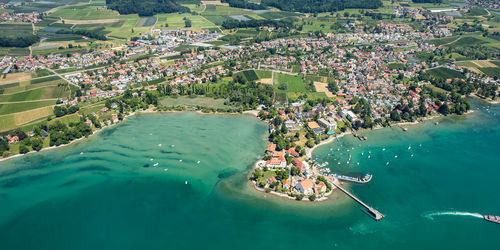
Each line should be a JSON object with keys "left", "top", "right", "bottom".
{"left": 351, "top": 129, "right": 367, "bottom": 141}
{"left": 327, "top": 177, "right": 385, "bottom": 221}
{"left": 330, "top": 173, "right": 372, "bottom": 183}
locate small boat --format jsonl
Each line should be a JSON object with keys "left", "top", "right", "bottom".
{"left": 368, "top": 155, "right": 371, "bottom": 159}
{"left": 411, "top": 154, "right": 414, "bottom": 157}
{"left": 484, "top": 215, "right": 500, "bottom": 224}
{"left": 80, "top": 152, "right": 83, "bottom": 155}
{"left": 158, "top": 144, "right": 162, "bottom": 147}
{"left": 164, "top": 168, "right": 168, "bottom": 171}
{"left": 435, "top": 122, "right": 439, "bottom": 125}
{"left": 402, "top": 127, "right": 408, "bottom": 131}
{"left": 171, "top": 145, "right": 175, "bottom": 147}
{"left": 408, "top": 146, "right": 411, "bottom": 150}
{"left": 179, "top": 159, "right": 182, "bottom": 162}
{"left": 197, "top": 160, "right": 201, "bottom": 164}
{"left": 386, "top": 162, "right": 389, "bottom": 165}
{"left": 185, "top": 181, "right": 188, "bottom": 185}
{"left": 150, "top": 158, "right": 153, "bottom": 161}
{"left": 382, "top": 148, "right": 386, "bottom": 151}
{"left": 361, "top": 152, "right": 364, "bottom": 156}
{"left": 394, "top": 155, "right": 398, "bottom": 158}
{"left": 154, "top": 163, "right": 159, "bottom": 167}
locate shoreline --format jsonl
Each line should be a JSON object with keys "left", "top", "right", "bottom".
{"left": 250, "top": 110, "right": 476, "bottom": 202}
{"left": 0, "top": 108, "right": 262, "bottom": 163}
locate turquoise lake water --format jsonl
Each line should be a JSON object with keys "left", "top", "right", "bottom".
{"left": 0, "top": 100, "right": 499, "bottom": 250}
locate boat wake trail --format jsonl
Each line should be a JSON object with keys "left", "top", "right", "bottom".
{"left": 423, "top": 211, "right": 483, "bottom": 220}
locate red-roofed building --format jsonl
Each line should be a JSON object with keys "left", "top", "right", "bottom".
{"left": 266, "top": 143, "right": 276, "bottom": 153}
{"left": 286, "top": 148, "right": 298, "bottom": 157}
{"left": 295, "top": 179, "right": 314, "bottom": 194}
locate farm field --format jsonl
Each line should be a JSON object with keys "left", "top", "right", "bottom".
{"left": 0, "top": 106, "right": 54, "bottom": 132}
{"left": 426, "top": 67, "right": 465, "bottom": 79}
{"left": 0, "top": 100, "right": 56, "bottom": 116}
{"left": 0, "top": 23, "right": 33, "bottom": 37}
{"left": 154, "top": 13, "right": 217, "bottom": 30}
{"left": 313, "top": 81, "right": 334, "bottom": 97}
{"left": 49, "top": 4, "right": 120, "bottom": 20}
{"left": 0, "top": 72, "right": 32, "bottom": 84}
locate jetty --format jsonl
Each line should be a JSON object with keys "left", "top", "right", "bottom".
{"left": 330, "top": 173, "right": 372, "bottom": 183}
{"left": 351, "top": 129, "right": 367, "bottom": 141}
{"left": 327, "top": 177, "right": 385, "bottom": 221}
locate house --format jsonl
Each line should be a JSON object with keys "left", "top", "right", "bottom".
{"left": 282, "top": 179, "right": 290, "bottom": 189}
{"left": 345, "top": 111, "right": 358, "bottom": 122}
{"left": 267, "top": 175, "right": 277, "bottom": 184}
{"left": 286, "top": 148, "right": 298, "bottom": 157}
{"left": 295, "top": 178, "right": 314, "bottom": 194}
{"left": 292, "top": 158, "right": 306, "bottom": 172}
{"left": 266, "top": 151, "right": 287, "bottom": 168}
{"left": 266, "top": 143, "right": 276, "bottom": 153}
{"left": 315, "top": 182, "right": 327, "bottom": 193}
{"left": 318, "top": 118, "right": 337, "bottom": 131}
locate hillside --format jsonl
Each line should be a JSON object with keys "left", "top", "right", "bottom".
{"left": 105, "top": 0, "right": 189, "bottom": 16}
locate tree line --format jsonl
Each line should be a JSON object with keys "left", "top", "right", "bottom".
{"left": 222, "top": 0, "right": 266, "bottom": 10}
{"left": 221, "top": 19, "right": 292, "bottom": 29}
{"left": 260, "top": 0, "right": 382, "bottom": 13}
{"left": 106, "top": 0, "right": 189, "bottom": 16}
{"left": 0, "top": 34, "right": 39, "bottom": 47}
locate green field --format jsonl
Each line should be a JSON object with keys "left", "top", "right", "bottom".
{"left": 160, "top": 96, "right": 229, "bottom": 109}
{"left": 0, "top": 100, "right": 56, "bottom": 115}
{"left": 0, "top": 23, "right": 33, "bottom": 37}
{"left": 386, "top": 62, "right": 406, "bottom": 70}
{"left": 49, "top": 4, "right": 120, "bottom": 20}
{"left": 427, "top": 67, "right": 465, "bottom": 79}
{"left": 274, "top": 73, "right": 307, "bottom": 93}
{"left": 154, "top": 13, "right": 217, "bottom": 30}
{"left": 255, "top": 70, "right": 272, "bottom": 79}
{"left": 478, "top": 67, "right": 500, "bottom": 78}
{"left": 429, "top": 36, "right": 459, "bottom": 46}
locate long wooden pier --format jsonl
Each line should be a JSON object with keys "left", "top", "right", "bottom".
{"left": 328, "top": 178, "right": 385, "bottom": 221}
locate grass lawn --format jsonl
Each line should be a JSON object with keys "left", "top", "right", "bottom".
{"left": 274, "top": 73, "right": 307, "bottom": 93}
{"left": 49, "top": 113, "right": 81, "bottom": 126}
{"left": 255, "top": 70, "right": 272, "bottom": 79}
{"left": 160, "top": 96, "right": 229, "bottom": 109}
